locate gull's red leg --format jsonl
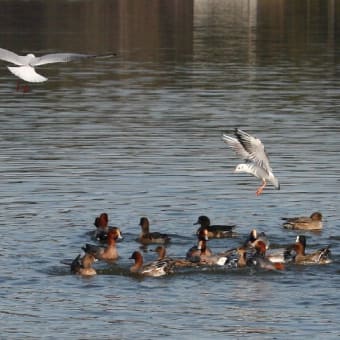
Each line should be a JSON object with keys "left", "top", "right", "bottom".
{"left": 22, "top": 85, "right": 30, "bottom": 93}
{"left": 256, "top": 180, "right": 267, "bottom": 196}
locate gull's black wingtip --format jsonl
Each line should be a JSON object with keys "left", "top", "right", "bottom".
{"left": 93, "top": 52, "right": 118, "bottom": 59}
{"left": 234, "top": 127, "right": 244, "bottom": 136}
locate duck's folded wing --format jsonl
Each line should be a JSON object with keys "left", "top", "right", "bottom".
{"left": 282, "top": 216, "right": 307, "bottom": 222}
{"left": 60, "top": 259, "right": 74, "bottom": 266}
{"left": 313, "top": 247, "right": 331, "bottom": 263}
{"left": 209, "top": 225, "right": 236, "bottom": 232}
{"left": 140, "top": 260, "right": 164, "bottom": 276}
{"left": 284, "top": 217, "right": 313, "bottom": 229}
{"left": 82, "top": 243, "right": 100, "bottom": 255}
{"left": 70, "top": 254, "right": 82, "bottom": 273}
{"left": 281, "top": 216, "right": 296, "bottom": 221}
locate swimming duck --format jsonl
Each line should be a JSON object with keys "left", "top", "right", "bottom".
{"left": 92, "top": 212, "right": 110, "bottom": 240}
{"left": 186, "top": 239, "right": 210, "bottom": 262}
{"left": 153, "top": 246, "right": 200, "bottom": 268}
{"left": 90, "top": 212, "right": 123, "bottom": 241}
{"left": 153, "top": 245, "right": 168, "bottom": 260}
{"left": 194, "top": 215, "right": 236, "bottom": 238}
{"left": 265, "top": 249, "right": 291, "bottom": 264}
{"left": 248, "top": 241, "right": 285, "bottom": 270}
{"left": 186, "top": 228, "right": 213, "bottom": 262}
{"left": 222, "top": 246, "right": 254, "bottom": 269}
{"left": 262, "top": 235, "right": 314, "bottom": 264}
{"left": 244, "top": 229, "right": 270, "bottom": 250}
{"left": 285, "top": 235, "right": 331, "bottom": 264}
{"left": 129, "top": 251, "right": 174, "bottom": 277}
{"left": 199, "top": 251, "right": 229, "bottom": 266}
{"left": 82, "top": 228, "right": 123, "bottom": 261}
{"left": 199, "top": 242, "right": 238, "bottom": 266}
{"left": 70, "top": 252, "right": 97, "bottom": 276}
{"left": 227, "top": 244, "right": 284, "bottom": 270}
{"left": 282, "top": 212, "right": 323, "bottom": 230}
{"left": 138, "top": 217, "right": 171, "bottom": 245}
{"left": 237, "top": 246, "right": 249, "bottom": 267}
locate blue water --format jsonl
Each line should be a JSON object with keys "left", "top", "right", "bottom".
{"left": 0, "top": 0, "right": 339, "bottom": 338}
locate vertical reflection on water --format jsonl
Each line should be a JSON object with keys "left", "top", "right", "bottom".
{"left": 0, "top": 0, "right": 194, "bottom": 60}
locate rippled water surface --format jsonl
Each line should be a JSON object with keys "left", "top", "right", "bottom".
{"left": 0, "top": 0, "right": 339, "bottom": 338}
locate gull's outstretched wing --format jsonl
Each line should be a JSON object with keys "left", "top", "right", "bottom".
{"left": 234, "top": 128, "right": 272, "bottom": 172}
{"left": 32, "top": 53, "right": 95, "bottom": 66}
{"left": 0, "top": 48, "right": 26, "bottom": 66}
{"left": 222, "top": 133, "right": 251, "bottom": 160}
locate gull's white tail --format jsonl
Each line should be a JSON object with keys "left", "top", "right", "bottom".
{"left": 8, "top": 66, "right": 47, "bottom": 83}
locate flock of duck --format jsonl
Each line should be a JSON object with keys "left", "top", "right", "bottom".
{"left": 64, "top": 210, "right": 331, "bottom": 277}
{"left": 0, "top": 49, "right": 331, "bottom": 277}
{"left": 62, "top": 128, "right": 331, "bottom": 277}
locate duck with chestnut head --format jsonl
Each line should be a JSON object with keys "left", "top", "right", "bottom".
{"left": 82, "top": 228, "right": 123, "bottom": 261}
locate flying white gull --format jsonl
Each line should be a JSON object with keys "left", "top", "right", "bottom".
{"left": 222, "top": 128, "right": 280, "bottom": 196}
{"left": 0, "top": 47, "right": 98, "bottom": 83}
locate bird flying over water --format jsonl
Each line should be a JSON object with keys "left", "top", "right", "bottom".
{"left": 222, "top": 128, "right": 280, "bottom": 196}
{"left": 0, "top": 47, "right": 100, "bottom": 83}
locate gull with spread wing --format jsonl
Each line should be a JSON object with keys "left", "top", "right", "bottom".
{"left": 0, "top": 47, "right": 105, "bottom": 83}
{"left": 222, "top": 128, "right": 280, "bottom": 196}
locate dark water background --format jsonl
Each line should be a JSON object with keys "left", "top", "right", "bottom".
{"left": 0, "top": 0, "right": 339, "bottom": 338}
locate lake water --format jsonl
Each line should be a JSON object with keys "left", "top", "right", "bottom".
{"left": 0, "top": 0, "right": 339, "bottom": 338}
